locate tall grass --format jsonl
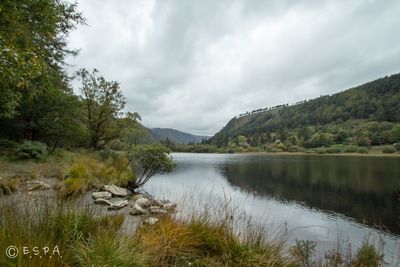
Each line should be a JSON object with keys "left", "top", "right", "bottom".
{"left": 0, "top": 193, "right": 390, "bottom": 266}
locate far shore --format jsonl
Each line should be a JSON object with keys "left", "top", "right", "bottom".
{"left": 172, "top": 151, "right": 400, "bottom": 157}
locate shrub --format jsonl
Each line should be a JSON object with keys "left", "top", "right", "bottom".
{"left": 325, "top": 147, "right": 342, "bottom": 154}
{"left": 0, "top": 139, "right": 17, "bottom": 149}
{"left": 357, "top": 147, "right": 369, "bottom": 154}
{"left": 287, "top": 146, "right": 307, "bottom": 153}
{"left": 382, "top": 146, "right": 396, "bottom": 154}
{"left": 314, "top": 148, "right": 327, "bottom": 154}
{"left": 16, "top": 141, "right": 48, "bottom": 159}
{"left": 342, "top": 145, "right": 358, "bottom": 153}
{"left": 393, "top": 142, "right": 400, "bottom": 151}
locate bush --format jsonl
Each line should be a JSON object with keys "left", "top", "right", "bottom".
{"left": 16, "top": 141, "right": 48, "bottom": 159}
{"left": 325, "top": 147, "right": 342, "bottom": 154}
{"left": 287, "top": 146, "right": 307, "bottom": 153}
{"left": 357, "top": 147, "right": 369, "bottom": 154}
{"left": 313, "top": 148, "right": 327, "bottom": 154}
{"left": 0, "top": 139, "right": 17, "bottom": 149}
{"left": 342, "top": 145, "right": 358, "bottom": 153}
{"left": 382, "top": 146, "right": 396, "bottom": 154}
{"left": 394, "top": 142, "right": 400, "bottom": 151}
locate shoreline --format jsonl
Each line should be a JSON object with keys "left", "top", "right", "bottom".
{"left": 172, "top": 151, "right": 400, "bottom": 157}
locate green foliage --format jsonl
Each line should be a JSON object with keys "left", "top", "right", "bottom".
{"left": 0, "top": 139, "right": 17, "bottom": 149}
{"left": 16, "top": 141, "right": 48, "bottom": 159}
{"left": 76, "top": 68, "right": 126, "bottom": 150}
{"left": 342, "top": 145, "right": 358, "bottom": 153}
{"left": 0, "top": 0, "right": 84, "bottom": 118}
{"left": 382, "top": 145, "right": 396, "bottom": 154}
{"left": 127, "top": 144, "right": 174, "bottom": 191}
{"left": 287, "top": 145, "right": 307, "bottom": 153}
{"left": 357, "top": 147, "right": 369, "bottom": 154}
{"left": 394, "top": 142, "right": 400, "bottom": 151}
{"left": 209, "top": 74, "right": 400, "bottom": 150}
{"left": 325, "top": 146, "right": 342, "bottom": 154}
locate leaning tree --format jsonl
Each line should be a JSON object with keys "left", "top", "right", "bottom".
{"left": 126, "top": 144, "right": 174, "bottom": 192}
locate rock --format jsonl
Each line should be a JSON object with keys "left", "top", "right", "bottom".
{"left": 150, "top": 206, "right": 168, "bottom": 215}
{"left": 108, "top": 199, "right": 129, "bottom": 210}
{"left": 144, "top": 217, "right": 159, "bottom": 225}
{"left": 27, "top": 180, "right": 50, "bottom": 191}
{"left": 130, "top": 203, "right": 147, "bottom": 216}
{"left": 163, "top": 202, "right": 177, "bottom": 210}
{"left": 152, "top": 199, "right": 164, "bottom": 207}
{"left": 94, "top": 198, "right": 112, "bottom": 205}
{"left": 135, "top": 197, "right": 152, "bottom": 208}
{"left": 92, "top": 191, "right": 112, "bottom": 200}
{"left": 103, "top": 184, "right": 131, "bottom": 197}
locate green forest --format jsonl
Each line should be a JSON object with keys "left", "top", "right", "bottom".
{"left": 206, "top": 74, "right": 400, "bottom": 154}
{"left": 0, "top": 1, "right": 151, "bottom": 155}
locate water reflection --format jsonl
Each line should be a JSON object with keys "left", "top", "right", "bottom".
{"left": 220, "top": 154, "right": 400, "bottom": 234}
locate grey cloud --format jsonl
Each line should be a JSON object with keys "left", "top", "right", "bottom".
{"left": 67, "top": 0, "right": 400, "bottom": 135}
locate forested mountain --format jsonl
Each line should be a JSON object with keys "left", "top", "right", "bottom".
{"left": 209, "top": 74, "right": 400, "bottom": 149}
{"left": 150, "top": 128, "right": 209, "bottom": 144}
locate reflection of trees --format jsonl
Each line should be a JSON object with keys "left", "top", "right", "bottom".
{"left": 220, "top": 156, "right": 400, "bottom": 234}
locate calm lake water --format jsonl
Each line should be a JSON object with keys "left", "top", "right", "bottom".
{"left": 144, "top": 153, "right": 400, "bottom": 263}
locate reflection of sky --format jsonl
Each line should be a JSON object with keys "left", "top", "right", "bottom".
{"left": 144, "top": 153, "right": 400, "bottom": 263}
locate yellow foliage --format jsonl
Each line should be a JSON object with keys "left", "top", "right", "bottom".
{"left": 61, "top": 152, "right": 134, "bottom": 197}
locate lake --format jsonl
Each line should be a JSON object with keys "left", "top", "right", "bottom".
{"left": 144, "top": 152, "right": 400, "bottom": 263}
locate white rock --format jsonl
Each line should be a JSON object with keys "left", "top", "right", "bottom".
{"left": 152, "top": 199, "right": 164, "bottom": 207}
{"left": 150, "top": 208, "right": 168, "bottom": 215}
{"left": 27, "top": 181, "right": 50, "bottom": 191}
{"left": 92, "top": 191, "right": 112, "bottom": 200}
{"left": 135, "top": 197, "right": 152, "bottom": 208}
{"left": 103, "top": 184, "right": 131, "bottom": 197}
{"left": 108, "top": 199, "right": 129, "bottom": 210}
{"left": 163, "top": 202, "right": 177, "bottom": 210}
{"left": 130, "top": 203, "right": 147, "bottom": 216}
{"left": 94, "top": 198, "right": 112, "bottom": 205}
{"left": 144, "top": 217, "right": 159, "bottom": 225}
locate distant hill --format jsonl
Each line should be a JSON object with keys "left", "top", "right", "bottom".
{"left": 209, "top": 73, "right": 400, "bottom": 148}
{"left": 150, "top": 128, "right": 209, "bottom": 144}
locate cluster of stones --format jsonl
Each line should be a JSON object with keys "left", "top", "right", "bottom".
{"left": 92, "top": 184, "right": 177, "bottom": 225}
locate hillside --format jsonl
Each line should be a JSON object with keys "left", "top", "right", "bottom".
{"left": 209, "top": 73, "right": 400, "bottom": 148}
{"left": 150, "top": 128, "right": 209, "bottom": 144}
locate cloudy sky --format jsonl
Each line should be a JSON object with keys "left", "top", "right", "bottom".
{"left": 67, "top": 0, "right": 400, "bottom": 135}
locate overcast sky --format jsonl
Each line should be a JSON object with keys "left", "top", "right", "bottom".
{"left": 67, "top": 0, "right": 400, "bottom": 135}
